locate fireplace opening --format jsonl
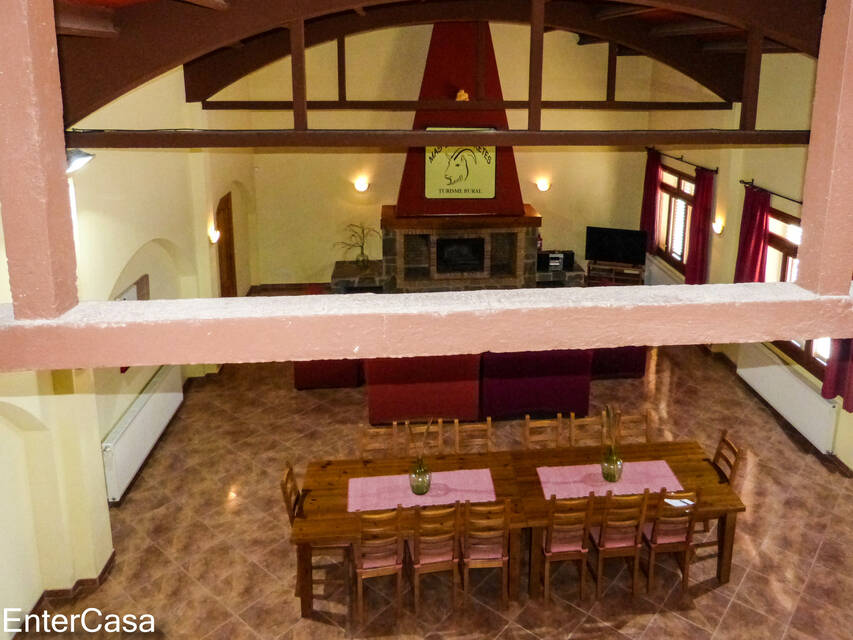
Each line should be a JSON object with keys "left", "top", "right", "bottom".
{"left": 436, "top": 237, "right": 485, "bottom": 273}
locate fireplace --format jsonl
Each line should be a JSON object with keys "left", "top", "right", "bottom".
{"left": 381, "top": 205, "right": 540, "bottom": 292}
{"left": 436, "top": 237, "right": 485, "bottom": 274}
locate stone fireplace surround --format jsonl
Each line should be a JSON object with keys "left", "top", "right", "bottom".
{"left": 381, "top": 204, "right": 541, "bottom": 293}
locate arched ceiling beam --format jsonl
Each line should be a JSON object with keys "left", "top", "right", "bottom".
{"left": 57, "top": 0, "right": 821, "bottom": 126}
{"left": 182, "top": 0, "right": 742, "bottom": 106}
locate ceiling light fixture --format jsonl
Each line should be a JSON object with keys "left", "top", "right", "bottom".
{"left": 66, "top": 149, "right": 95, "bottom": 175}
{"left": 354, "top": 176, "right": 370, "bottom": 192}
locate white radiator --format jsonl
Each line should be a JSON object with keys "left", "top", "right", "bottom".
{"left": 102, "top": 365, "right": 183, "bottom": 502}
{"left": 736, "top": 342, "right": 838, "bottom": 453}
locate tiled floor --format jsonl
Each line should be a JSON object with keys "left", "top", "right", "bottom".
{"left": 28, "top": 346, "right": 852, "bottom": 639}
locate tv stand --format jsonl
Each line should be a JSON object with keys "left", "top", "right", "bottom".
{"left": 586, "top": 260, "right": 645, "bottom": 287}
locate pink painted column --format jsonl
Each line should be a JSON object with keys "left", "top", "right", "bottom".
{"left": 798, "top": 0, "right": 853, "bottom": 296}
{"left": 0, "top": 0, "right": 78, "bottom": 318}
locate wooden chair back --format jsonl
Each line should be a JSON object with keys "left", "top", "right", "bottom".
{"left": 649, "top": 488, "right": 698, "bottom": 546}
{"left": 404, "top": 419, "right": 445, "bottom": 456}
{"left": 614, "top": 409, "right": 653, "bottom": 444}
{"left": 567, "top": 411, "right": 606, "bottom": 447}
{"left": 463, "top": 499, "right": 510, "bottom": 560}
{"left": 545, "top": 491, "right": 594, "bottom": 554}
{"left": 413, "top": 502, "right": 461, "bottom": 565}
{"left": 524, "top": 414, "right": 561, "bottom": 449}
{"left": 280, "top": 463, "right": 301, "bottom": 526}
{"left": 360, "top": 424, "right": 399, "bottom": 459}
{"left": 712, "top": 429, "right": 741, "bottom": 484}
{"left": 454, "top": 418, "right": 494, "bottom": 453}
{"left": 354, "top": 506, "right": 405, "bottom": 571}
{"left": 597, "top": 489, "right": 649, "bottom": 548}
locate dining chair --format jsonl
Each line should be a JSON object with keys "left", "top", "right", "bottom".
{"left": 566, "top": 410, "right": 606, "bottom": 447}
{"left": 410, "top": 502, "right": 462, "bottom": 613}
{"left": 695, "top": 429, "right": 741, "bottom": 548}
{"left": 462, "top": 499, "right": 511, "bottom": 608}
{"left": 542, "top": 492, "right": 594, "bottom": 602}
{"left": 613, "top": 408, "right": 653, "bottom": 444}
{"left": 524, "top": 414, "right": 561, "bottom": 449}
{"left": 354, "top": 505, "right": 405, "bottom": 625}
{"left": 588, "top": 489, "right": 649, "bottom": 597}
{"left": 360, "top": 423, "right": 399, "bottom": 459}
{"left": 403, "top": 419, "right": 445, "bottom": 456}
{"left": 454, "top": 418, "right": 494, "bottom": 453}
{"left": 280, "top": 463, "right": 350, "bottom": 599}
{"left": 643, "top": 488, "right": 698, "bottom": 592}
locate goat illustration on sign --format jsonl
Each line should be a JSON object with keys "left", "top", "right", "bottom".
{"left": 425, "top": 131, "right": 496, "bottom": 199}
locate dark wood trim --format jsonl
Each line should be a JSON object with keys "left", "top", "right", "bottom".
{"left": 660, "top": 162, "right": 697, "bottom": 183}
{"left": 65, "top": 128, "right": 810, "bottom": 149}
{"left": 654, "top": 247, "right": 687, "bottom": 275}
{"left": 766, "top": 233, "right": 799, "bottom": 258}
{"left": 201, "top": 99, "right": 734, "bottom": 111}
{"left": 54, "top": 1, "right": 118, "bottom": 39}
{"left": 651, "top": 19, "right": 739, "bottom": 38}
{"left": 527, "top": 0, "right": 545, "bottom": 131}
{"left": 41, "top": 550, "right": 116, "bottom": 601}
{"left": 596, "top": 6, "right": 658, "bottom": 21}
{"left": 768, "top": 207, "right": 802, "bottom": 225}
{"left": 772, "top": 339, "right": 827, "bottom": 380}
{"left": 336, "top": 36, "right": 347, "bottom": 101}
{"left": 740, "top": 30, "right": 763, "bottom": 131}
{"left": 247, "top": 283, "right": 332, "bottom": 295}
{"left": 290, "top": 19, "right": 308, "bottom": 131}
{"left": 606, "top": 42, "right": 618, "bottom": 101}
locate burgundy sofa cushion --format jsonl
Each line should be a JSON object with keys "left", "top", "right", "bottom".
{"left": 364, "top": 354, "right": 482, "bottom": 424}
{"left": 591, "top": 346, "right": 648, "bottom": 379}
{"left": 481, "top": 349, "right": 593, "bottom": 420}
{"left": 293, "top": 359, "right": 362, "bottom": 390}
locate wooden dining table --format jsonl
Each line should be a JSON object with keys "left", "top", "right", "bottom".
{"left": 290, "top": 440, "right": 745, "bottom": 616}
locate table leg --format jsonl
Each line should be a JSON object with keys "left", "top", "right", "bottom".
{"left": 716, "top": 512, "right": 737, "bottom": 583}
{"left": 509, "top": 530, "right": 521, "bottom": 601}
{"left": 529, "top": 527, "right": 544, "bottom": 599}
{"left": 297, "top": 543, "right": 313, "bottom": 617}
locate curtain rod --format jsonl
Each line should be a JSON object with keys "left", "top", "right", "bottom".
{"left": 646, "top": 146, "right": 718, "bottom": 173}
{"left": 739, "top": 179, "right": 803, "bottom": 205}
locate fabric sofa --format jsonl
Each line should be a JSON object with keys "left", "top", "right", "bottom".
{"left": 293, "top": 359, "right": 362, "bottom": 390}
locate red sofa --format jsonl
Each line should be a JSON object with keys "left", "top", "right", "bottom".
{"left": 363, "top": 354, "right": 482, "bottom": 424}
{"left": 591, "top": 346, "right": 648, "bottom": 379}
{"left": 293, "top": 359, "right": 362, "bottom": 390}
{"left": 480, "top": 349, "right": 593, "bottom": 419}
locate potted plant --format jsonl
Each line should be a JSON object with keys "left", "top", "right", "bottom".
{"left": 334, "top": 223, "right": 380, "bottom": 268}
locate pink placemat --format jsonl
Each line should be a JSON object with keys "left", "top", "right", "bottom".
{"left": 537, "top": 461, "right": 682, "bottom": 499}
{"left": 348, "top": 468, "right": 496, "bottom": 512}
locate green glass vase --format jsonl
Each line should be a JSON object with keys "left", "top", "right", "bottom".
{"left": 601, "top": 444, "right": 624, "bottom": 482}
{"left": 409, "top": 456, "right": 432, "bottom": 495}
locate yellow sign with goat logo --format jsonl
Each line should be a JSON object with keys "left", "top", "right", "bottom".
{"left": 425, "top": 128, "right": 495, "bottom": 199}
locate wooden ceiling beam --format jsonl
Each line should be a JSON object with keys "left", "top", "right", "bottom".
{"left": 650, "top": 18, "right": 740, "bottom": 38}
{"left": 64, "top": 128, "right": 810, "bottom": 149}
{"left": 596, "top": 5, "right": 658, "bottom": 21}
{"left": 174, "top": 0, "right": 230, "bottom": 9}
{"left": 54, "top": 1, "right": 118, "bottom": 39}
{"left": 703, "top": 40, "right": 794, "bottom": 54}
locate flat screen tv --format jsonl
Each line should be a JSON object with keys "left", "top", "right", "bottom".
{"left": 585, "top": 226, "right": 647, "bottom": 265}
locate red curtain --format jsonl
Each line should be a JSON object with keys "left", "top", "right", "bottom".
{"left": 639, "top": 150, "right": 661, "bottom": 254}
{"left": 683, "top": 168, "right": 715, "bottom": 285}
{"left": 822, "top": 339, "right": 853, "bottom": 412}
{"left": 733, "top": 186, "right": 771, "bottom": 283}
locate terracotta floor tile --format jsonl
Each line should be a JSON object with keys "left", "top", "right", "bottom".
{"left": 567, "top": 617, "right": 632, "bottom": 640}
{"left": 587, "top": 586, "right": 659, "bottom": 639}
{"left": 638, "top": 610, "right": 711, "bottom": 640}
{"left": 512, "top": 598, "right": 586, "bottom": 638}
{"left": 801, "top": 559, "right": 853, "bottom": 612}
{"left": 734, "top": 569, "right": 801, "bottom": 620}
{"left": 712, "top": 600, "right": 786, "bottom": 640}
{"left": 786, "top": 593, "right": 853, "bottom": 640}
{"left": 662, "top": 580, "right": 730, "bottom": 633}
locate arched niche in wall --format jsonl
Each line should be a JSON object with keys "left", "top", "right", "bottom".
{"left": 108, "top": 237, "right": 196, "bottom": 301}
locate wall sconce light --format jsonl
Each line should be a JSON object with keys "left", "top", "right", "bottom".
{"left": 66, "top": 149, "right": 95, "bottom": 175}
{"left": 712, "top": 217, "right": 725, "bottom": 235}
{"left": 208, "top": 222, "right": 221, "bottom": 244}
{"left": 535, "top": 178, "right": 551, "bottom": 192}
{"left": 353, "top": 176, "right": 370, "bottom": 192}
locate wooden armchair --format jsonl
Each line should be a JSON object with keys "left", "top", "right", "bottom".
{"left": 453, "top": 418, "right": 494, "bottom": 453}
{"left": 360, "top": 424, "right": 399, "bottom": 459}
{"left": 524, "top": 414, "right": 561, "bottom": 449}
{"left": 588, "top": 489, "right": 649, "bottom": 597}
{"left": 410, "top": 503, "right": 462, "bottom": 613}
{"left": 403, "top": 419, "right": 445, "bottom": 456}
{"left": 281, "top": 463, "right": 350, "bottom": 600}
{"left": 354, "top": 506, "right": 405, "bottom": 625}
{"left": 462, "top": 499, "right": 511, "bottom": 608}
{"left": 542, "top": 492, "right": 594, "bottom": 602}
{"left": 643, "top": 488, "right": 698, "bottom": 591}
